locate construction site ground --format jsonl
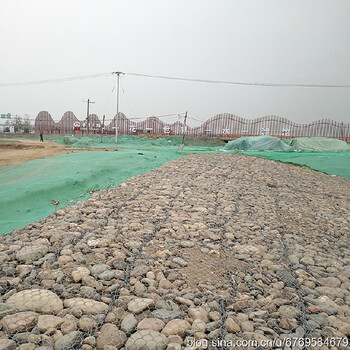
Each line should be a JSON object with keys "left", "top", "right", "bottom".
{"left": 0, "top": 153, "right": 349, "bottom": 349}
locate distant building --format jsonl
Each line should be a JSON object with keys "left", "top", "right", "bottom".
{"left": 0, "top": 124, "right": 14, "bottom": 133}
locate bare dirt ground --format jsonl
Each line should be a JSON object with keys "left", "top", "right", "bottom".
{"left": 0, "top": 139, "right": 115, "bottom": 166}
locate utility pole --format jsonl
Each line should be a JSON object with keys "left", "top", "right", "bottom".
{"left": 101, "top": 115, "right": 105, "bottom": 143}
{"left": 181, "top": 111, "right": 188, "bottom": 147}
{"left": 114, "top": 72, "right": 123, "bottom": 143}
{"left": 83, "top": 99, "right": 95, "bottom": 134}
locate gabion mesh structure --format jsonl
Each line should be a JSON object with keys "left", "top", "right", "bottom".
{"left": 0, "top": 154, "right": 350, "bottom": 350}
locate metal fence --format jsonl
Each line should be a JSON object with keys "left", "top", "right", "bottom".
{"left": 34, "top": 111, "right": 350, "bottom": 141}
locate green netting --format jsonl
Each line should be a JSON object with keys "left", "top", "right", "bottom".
{"left": 224, "top": 135, "right": 293, "bottom": 151}
{"left": 242, "top": 150, "right": 350, "bottom": 179}
{"left": 0, "top": 149, "right": 188, "bottom": 236}
{"left": 70, "top": 137, "right": 94, "bottom": 148}
{"left": 62, "top": 135, "right": 79, "bottom": 145}
{"left": 58, "top": 135, "right": 226, "bottom": 149}
{"left": 0, "top": 134, "right": 224, "bottom": 236}
{"left": 287, "top": 137, "right": 350, "bottom": 151}
{"left": 1, "top": 133, "right": 349, "bottom": 236}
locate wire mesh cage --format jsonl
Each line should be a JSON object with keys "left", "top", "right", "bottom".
{"left": 0, "top": 154, "right": 349, "bottom": 350}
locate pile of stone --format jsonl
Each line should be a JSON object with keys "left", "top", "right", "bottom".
{"left": 0, "top": 154, "right": 349, "bottom": 350}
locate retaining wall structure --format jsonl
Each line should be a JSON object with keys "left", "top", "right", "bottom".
{"left": 34, "top": 111, "right": 350, "bottom": 141}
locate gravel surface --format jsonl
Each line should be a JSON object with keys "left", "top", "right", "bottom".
{"left": 0, "top": 153, "right": 349, "bottom": 350}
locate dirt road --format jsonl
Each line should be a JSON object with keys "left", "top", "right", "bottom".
{"left": 0, "top": 139, "right": 115, "bottom": 166}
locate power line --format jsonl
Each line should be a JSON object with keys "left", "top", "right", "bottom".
{"left": 1, "top": 70, "right": 350, "bottom": 88}
{"left": 188, "top": 114, "right": 205, "bottom": 123}
{"left": 120, "top": 78, "right": 137, "bottom": 116}
{"left": 125, "top": 72, "right": 350, "bottom": 88}
{"left": 0, "top": 72, "right": 113, "bottom": 87}
{"left": 100, "top": 84, "right": 116, "bottom": 117}
{"left": 22, "top": 113, "right": 182, "bottom": 123}
{"left": 128, "top": 113, "right": 181, "bottom": 120}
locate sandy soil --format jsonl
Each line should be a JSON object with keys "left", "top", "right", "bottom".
{"left": 0, "top": 139, "right": 115, "bottom": 166}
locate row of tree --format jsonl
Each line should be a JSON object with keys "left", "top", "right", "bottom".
{"left": 3, "top": 116, "right": 33, "bottom": 133}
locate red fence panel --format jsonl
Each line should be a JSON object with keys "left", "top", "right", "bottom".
{"left": 34, "top": 111, "right": 350, "bottom": 141}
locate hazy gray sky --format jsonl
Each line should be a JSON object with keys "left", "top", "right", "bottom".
{"left": 1, "top": 0, "right": 349, "bottom": 125}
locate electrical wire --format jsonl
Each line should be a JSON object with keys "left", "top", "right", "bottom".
{"left": 188, "top": 115, "right": 205, "bottom": 123}
{"left": 125, "top": 72, "right": 350, "bottom": 88}
{"left": 1, "top": 70, "right": 350, "bottom": 88}
{"left": 2, "top": 113, "right": 183, "bottom": 123}
{"left": 0, "top": 72, "right": 113, "bottom": 87}
{"left": 127, "top": 113, "right": 181, "bottom": 120}
{"left": 120, "top": 78, "right": 137, "bottom": 117}
{"left": 89, "top": 113, "right": 182, "bottom": 123}
{"left": 100, "top": 84, "right": 116, "bottom": 117}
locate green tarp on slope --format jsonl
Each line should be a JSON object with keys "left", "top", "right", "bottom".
{"left": 288, "top": 137, "right": 350, "bottom": 151}
{"left": 0, "top": 149, "right": 186, "bottom": 235}
{"left": 62, "top": 135, "right": 80, "bottom": 145}
{"left": 0, "top": 137, "right": 223, "bottom": 236}
{"left": 1, "top": 133, "right": 349, "bottom": 236}
{"left": 224, "top": 135, "right": 293, "bottom": 152}
{"left": 58, "top": 135, "right": 225, "bottom": 149}
{"left": 242, "top": 150, "right": 350, "bottom": 179}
